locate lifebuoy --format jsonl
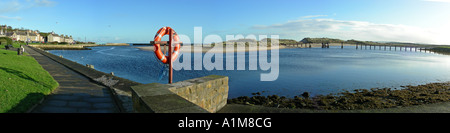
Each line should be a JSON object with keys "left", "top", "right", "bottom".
{"left": 154, "top": 27, "right": 181, "bottom": 64}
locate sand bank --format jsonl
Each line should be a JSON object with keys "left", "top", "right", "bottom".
{"left": 136, "top": 43, "right": 356, "bottom": 53}
{"left": 136, "top": 45, "right": 286, "bottom": 53}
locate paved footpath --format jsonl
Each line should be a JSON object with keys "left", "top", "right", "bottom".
{"left": 24, "top": 46, "right": 119, "bottom": 113}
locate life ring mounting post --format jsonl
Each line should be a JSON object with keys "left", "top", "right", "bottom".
{"left": 150, "top": 27, "right": 183, "bottom": 84}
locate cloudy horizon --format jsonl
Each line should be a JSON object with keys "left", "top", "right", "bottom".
{"left": 250, "top": 17, "right": 449, "bottom": 44}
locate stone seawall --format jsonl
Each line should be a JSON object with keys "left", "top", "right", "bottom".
{"left": 169, "top": 75, "right": 228, "bottom": 113}
{"left": 131, "top": 75, "right": 229, "bottom": 113}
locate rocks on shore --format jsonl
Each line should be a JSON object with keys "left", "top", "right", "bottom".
{"left": 228, "top": 82, "right": 450, "bottom": 110}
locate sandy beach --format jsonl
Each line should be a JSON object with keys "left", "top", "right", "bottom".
{"left": 136, "top": 43, "right": 356, "bottom": 53}
{"left": 136, "top": 45, "right": 287, "bottom": 53}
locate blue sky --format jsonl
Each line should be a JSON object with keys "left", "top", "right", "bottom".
{"left": 1, "top": 0, "right": 450, "bottom": 44}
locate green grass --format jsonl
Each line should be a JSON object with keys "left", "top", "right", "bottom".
{"left": 0, "top": 42, "right": 43, "bottom": 48}
{"left": 0, "top": 49, "right": 58, "bottom": 113}
{"left": 431, "top": 46, "right": 450, "bottom": 54}
{"left": 13, "top": 42, "right": 44, "bottom": 48}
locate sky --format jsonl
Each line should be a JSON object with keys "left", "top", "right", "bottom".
{"left": 1, "top": 0, "right": 450, "bottom": 44}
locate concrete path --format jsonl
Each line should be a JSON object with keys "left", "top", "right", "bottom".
{"left": 24, "top": 46, "right": 119, "bottom": 113}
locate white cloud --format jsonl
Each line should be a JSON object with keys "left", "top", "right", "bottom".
{"left": 0, "top": 0, "right": 55, "bottom": 21}
{"left": 32, "top": 0, "right": 55, "bottom": 7}
{"left": 0, "top": 15, "right": 22, "bottom": 21}
{"left": 301, "top": 15, "right": 328, "bottom": 19}
{"left": 0, "top": 0, "right": 55, "bottom": 13}
{"left": 251, "top": 18, "right": 450, "bottom": 44}
{"left": 0, "top": 0, "right": 22, "bottom": 13}
{"left": 424, "top": 0, "right": 450, "bottom": 3}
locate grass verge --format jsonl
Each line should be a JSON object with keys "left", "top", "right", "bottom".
{"left": 0, "top": 48, "right": 58, "bottom": 113}
{"left": 431, "top": 46, "right": 450, "bottom": 55}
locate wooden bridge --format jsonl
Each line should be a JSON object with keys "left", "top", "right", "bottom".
{"left": 280, "top": 42, "right": 436, "bottom": 53}
{"left": 281, "top": 42, "right": 336, "bottom": 48}
{"left": 353, "top": 43, "right": 434, "bottom": 53}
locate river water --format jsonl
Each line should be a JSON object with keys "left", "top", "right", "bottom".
{"left": 49, "top": 46, "right": 450, "bottom": 98}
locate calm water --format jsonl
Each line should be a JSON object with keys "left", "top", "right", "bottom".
{"left": 49, "top": 46, "right": 450, "bottom": 98}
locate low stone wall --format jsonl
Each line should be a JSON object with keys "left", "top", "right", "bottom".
{"left": 131, "top": 75, "right": 229, "bottom": 113}
{"left": 29, "top": 44, "right": 90, "bottom": 50}
{"left": 169, "top": 75, "right": 229, "bottom": 113}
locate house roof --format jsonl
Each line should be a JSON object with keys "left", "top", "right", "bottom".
{"left": 28, "top": 32, "right": 39, "bottom": 36}
{"left": 6, "top": 32, "right": 14, "bottom": 36}
{"left": 39, "top": 32, "right": 50, "bottom": 36}
{"left": 38, "top": 32, "right": 72, "bottom": 38}
{"left": 16, "top": 31, "right": 27, "bottom": 35}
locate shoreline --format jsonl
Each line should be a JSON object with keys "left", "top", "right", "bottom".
{"left": 135, "top": 43, "right": 356, "bottom": 53}
{"left": 228, "top": 82, "right": 450, "bottom": 111}
{"left": 135, "top": 45, "right": 289, "bottom": 53}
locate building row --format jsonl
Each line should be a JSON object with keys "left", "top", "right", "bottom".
{"left": 0, "top": 24, "right": 74, "bottom": 44}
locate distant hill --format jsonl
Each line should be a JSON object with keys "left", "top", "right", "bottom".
{"left": 261, "top": 38, "right": 298, "bottom": 44}
{"left": 217, "top": 37, "right": 445, "bottom": 47}
{"left": 220, "top": 38, "right": 298, "bottom": 46}
{"left": 300, "top": 38, "right": 444, "bottom": 47}
{"left": 300, "top": 37, "right": 345, "bottom": 43}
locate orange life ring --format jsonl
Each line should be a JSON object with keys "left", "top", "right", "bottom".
{"left": 154, "top": 27, "right": 181, "bottom": 64}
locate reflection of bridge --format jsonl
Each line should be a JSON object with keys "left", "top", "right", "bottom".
{"left": 280, "top": 42, "right": 437, "bottom": 53}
